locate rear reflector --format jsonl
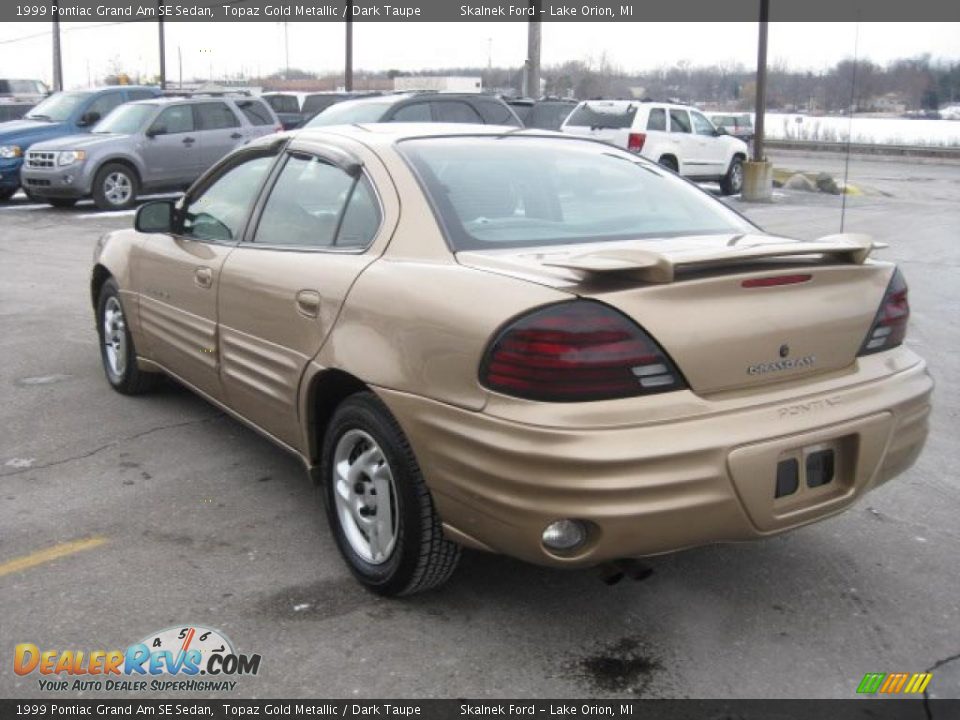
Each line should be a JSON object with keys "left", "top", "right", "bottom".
{"left": 480, "top": 300, "right": 686, "bottom": 402}
{"left": 858, "top": 268, "right": 909, "bottom": 356}
{"left": 742, "top": 274, "right": 812, "bottom": 288}
{"left": 627, "top": 132, "right": 646, "bottom": 152}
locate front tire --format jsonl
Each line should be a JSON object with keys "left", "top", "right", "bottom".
{"left": 48, "top": 198, "right": 78, "bottom": 208}
{"left": 720, "top": 156, "right": 744, "bottom": 196}
{"left": 96, "top": 278, "right": 159, "bottom": 395}
{"left": 93, "top": 163, "right": 138, "bottom": 210}
{"left": 321, "top": 392, "right": 461, "bottom": 596}
{"left": 0, "top": 187, "right": 16, "bottom": 202}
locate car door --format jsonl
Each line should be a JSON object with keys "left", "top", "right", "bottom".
{"left": 217, "top": 143, "right": 387, "bottom": 448}
{"left": 690, "top": 109, "right": 727, "bottom": 176}
{"left": 142, "top": 104, "right": 202, "bottom": 185}
{"left": 667, "top": 108, "right": 699, "bottom": 176}
{"left": 192, "top": 101, "right": 244, "bottom": 170}
{"left": 135, "top": 149, "right": 278, "bottom": 401}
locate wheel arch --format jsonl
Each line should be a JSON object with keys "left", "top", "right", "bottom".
{"left": 302, "top": 367, "right": 371, "bottom": 479}
{"left": 91, "top": 263, "right": 112, "bottom": 310}
{"left": 94, "top": 156, "right": 143, "bottom": 185}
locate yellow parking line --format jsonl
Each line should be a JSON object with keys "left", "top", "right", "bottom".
{"left": 0, "top": 537, "right": 107, "bottom": 578}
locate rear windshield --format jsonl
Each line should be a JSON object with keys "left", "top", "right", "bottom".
{"left": 236, "top": 99, "right": 274, "bottom": 126}
{"left": 305, "top": 100, "right": 393, "bottom": 126}
{"left": 302, "top": 94, "right": 345, "bottom": 115}
{"left": 399, "top": 137, "right": 754, "bottom": 251}
{"left": 565, "top": 103, "right": 636, "bottom": 129}
{"left": 527, "top": 102, "right": 576, "bottom": 130}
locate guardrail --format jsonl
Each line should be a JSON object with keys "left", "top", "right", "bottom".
{"left": 765, "top": 139, "right": 960, "bottom": 160}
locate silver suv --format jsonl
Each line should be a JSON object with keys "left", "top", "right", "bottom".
{"left": 21, "top": 95, "right": 281, "bottom": 209}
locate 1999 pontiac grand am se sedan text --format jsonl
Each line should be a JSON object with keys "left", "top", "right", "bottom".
{"left": 90, "top": 124, "right": 932, "bottom": 596}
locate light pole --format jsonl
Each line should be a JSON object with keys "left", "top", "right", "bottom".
{"left": 344, "top": 2, "right": 353, "bottom": 91}
{"left": 742, "top": 0, "right": 773, "bottom": 201}
{"left": 525, "top": 1, "right": 541, "bottom": 99}
{"left": 157, "top": 1, "right": 166, "bottom": 89}
{"left": 52, "top": 1, "right": 63, "bottom": 91}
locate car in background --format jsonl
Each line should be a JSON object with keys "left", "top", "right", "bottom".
{"left": 305, "top": 92, "right": 521, "bottom": 128}
{"left": 0, "top": 100, "right": 35, "bottom": 124}
{"left": 561, "top": 99, "right": 749, "bottom": 195}
{"left": 21, "top": 95, "right": 280, "bottom": 209}
{"left": 262, "top": 92, "right": 305, "bottom": 130}
{"left": 300, "top": 91, "right": 380, "bottom": 122}
{"left": 91, "top": 125, "right": 930, "bottom": 595}
{"left": 0, "top": 79, "right": 49, "bottom": 103}
{"left": 506, "top": 97, "right": 578, "bottom": 130}
{"left": 707, "top": 112, "right": 755, "bottom": 143}
{"left": 0, "top": 85, "right": 161, "bottom": 202}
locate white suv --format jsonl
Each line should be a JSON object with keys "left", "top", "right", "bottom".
{"left": 560, "top": 100, "right": 749, "bottom": 195}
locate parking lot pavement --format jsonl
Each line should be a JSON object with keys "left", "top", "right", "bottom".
{"left": 1, "top": 154, "right": 958, "bottom": 700}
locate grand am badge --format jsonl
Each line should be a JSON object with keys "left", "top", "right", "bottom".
{"left": 747, "top": 354, "right": 816, "bottom": 375}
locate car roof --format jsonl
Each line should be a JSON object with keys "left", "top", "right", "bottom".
{"left": 279, "top": 123, "right": 565, "bottom": 149}
{"left": 127, "top": 95, "right": 266, "bottom": 107}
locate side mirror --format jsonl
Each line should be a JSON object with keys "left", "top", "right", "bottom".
{"left": 135, "top": 200, "right": 175, "bottom": 233}
{"left": 145, "top": 125, "right": 166, "bottom": 138}
{"left": 714, "top": 126, "right": 728, "bottom": 136}
{"left": 78, "top": 111, "right": 101, "bottom": 127}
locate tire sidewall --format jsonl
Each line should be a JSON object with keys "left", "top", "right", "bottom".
{"left": 96, "top": 279, "right": 132, "bottom": 389}
{"left": 321, "top": 395, "right": 425, "bottom": 595}
{"left": 723, "top": 157, "right": 744, "bottom": 195}
{"left": 94, "top": 163, "right": 138, "bottom": 210}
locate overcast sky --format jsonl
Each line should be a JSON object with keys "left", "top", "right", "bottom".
{"left": 1, "top": 22, "right": 957, "bottom": 88}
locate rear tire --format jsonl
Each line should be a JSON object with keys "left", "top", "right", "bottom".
{"left": 96, "top": 278, "right": 159, "bottom": 395}
{"left": 658, "top": 155, "right": 679, "bottom": 173}
{"left": 92, "top": 163, "right": 139, "bottom": 211}
{"left": 321, "top": 391, "right": 461, "bottom": 596}
{"left": 720, "top": 157, "right": 744, "bottom": 196}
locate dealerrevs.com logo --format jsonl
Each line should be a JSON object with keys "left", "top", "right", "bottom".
{"left": 14, "top": 625, "right": 261, "bottom": 693}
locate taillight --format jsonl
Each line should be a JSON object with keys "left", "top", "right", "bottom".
{"left": 627, "top": 132, "right": 646, "bottom": 152}
{"left": 480, "top": 301, "right": 686, "bottom": 402}
{"left": 859, "top": 268, "right": 909, "bottom": 356}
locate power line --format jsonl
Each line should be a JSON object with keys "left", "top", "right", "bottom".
{"left": 0, "top": 21, "right": 128, "bottom": 46}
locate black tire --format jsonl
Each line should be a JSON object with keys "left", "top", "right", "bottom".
{"left": 48, "top": 198, "right": 78, "bottom": 208}
{"left": 96, "top": 278, "right": 159, "bottom": 395}
{"left": 658, "top": 155, "right": 679, "bottom": 172}
{"left": 321, "top": 391, "right": 461, "bottom": 596}
{"left": 0, "top": 187, "right": 16, "bottom": 202}
{"left": 720, "top": 156, "right": 745, "bottom": 196}
{"left": 92, "top": 162, "right": 139, "bottom": 211}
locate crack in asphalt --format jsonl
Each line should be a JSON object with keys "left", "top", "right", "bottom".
{"left": 923, "top": 650, "right": 960, "bottom": 720}
{"left": 0, "top": 414, "right": 224, "bottom": 478}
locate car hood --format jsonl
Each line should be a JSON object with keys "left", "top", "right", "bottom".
{"left": 29, "top": 133, "right": 129, "bottom": 152}
{"left": 0, "top": 119, "right": 71, "bottom": 145}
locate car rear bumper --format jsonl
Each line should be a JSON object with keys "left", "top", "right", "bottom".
{"left": 376, "top": 349, "right": 932, "bottom": 567}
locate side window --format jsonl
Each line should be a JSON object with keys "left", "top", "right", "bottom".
{"left": 254, "top": 154, "right": 379, "bottom": 249}
{"left": 646, "top": 108, "right": 666, "bottom": 131}
{"left": 691, "top": 111, "right": 716, "bottom": 136}
{"left": 127, "top": 89, "right": 157, "bottom": 101}
{"left": 434, "top": 101, "right": 483, "bottom": 124}
{"left": 194, "top": 102, "right": 240, "bottom": 130}
{"left": 85, "top": 92, "right": 123, "bottom": 122}
{"left": 391, "top": 102, "right": 432, "bottom": 122}
{"left": 475, "top": 99, "right": 516, "bottom": 125}
{"left": 149, "top": 105, "right": 194, "bottom": 135}
{"left": 669, "top": 109, "right": 691, "bottom": 134}
{"left": 236, "top": 99, "right": 273, "bottom": 126}
{"left": 180, "top": 155, "right": 274, "bottom": 242}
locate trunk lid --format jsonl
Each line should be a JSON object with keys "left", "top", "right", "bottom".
{"left": 457, "top": 233, "right": 893, "bottom": 395}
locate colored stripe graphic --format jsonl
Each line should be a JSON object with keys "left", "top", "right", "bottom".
{"left": 857, "top": 672, "right": 932, "bottom": 694}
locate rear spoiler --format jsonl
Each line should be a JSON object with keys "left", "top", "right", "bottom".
{"left": 541, "top": 234, "right": 887, "bottom": 284}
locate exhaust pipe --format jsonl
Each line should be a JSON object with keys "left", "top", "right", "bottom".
{"left": 598, "top": 559, "right": 654, "bottom": 586}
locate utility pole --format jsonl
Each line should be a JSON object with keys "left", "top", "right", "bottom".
{"left": 525, "top": 1, "right": 541, "bottom": 99}
{"left": 344, "top": 2, "right": 353, "bottom": 91}
{"left": 753, "top": 0, "right": 769, "bottom": 162}
{"left": 52, "top": 1, "right": 63, "bottom": 91}
{"left": 178, "top": 45, "right": 183, "bottom": 89}
{"left": 283, "top": 22, "right": 290, "bottom": 79}
{"left": 157, "top": 1, "right": 166, "bottom": 89}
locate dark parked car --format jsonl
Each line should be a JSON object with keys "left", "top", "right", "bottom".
{"left": 262, "top": 92, "right": 304, "bottom": 130}
{"left": 0, "top": 101, "right": 34, "bottom": 123}
{"left": 506, "top": 97, "right": 578, "bottom": 130}
{"left": 0, "top": 79, "right": 49, "bottom": 103}
{"left": 301, "top": 91, "right": 380, "bottom": 120}
{"left": 305, "top": 92, "right": 521, "bottom": 128}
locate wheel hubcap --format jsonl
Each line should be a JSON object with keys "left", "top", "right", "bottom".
{"left": 731, "top": 164, "right": 743, "bottom": 191}
{"left": 332, "top": 429, "right": 398, "bottom": 565}
{"left": 103, "top": 296, "right": 127, "bottom": 377}
{"left": 104, "top": 172, "right": 132, "bottom": 205}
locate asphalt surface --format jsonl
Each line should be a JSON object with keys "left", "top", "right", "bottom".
{"left": 1, "top": 151, "right": 958, "bottom": 700}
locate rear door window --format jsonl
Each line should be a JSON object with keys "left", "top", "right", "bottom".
{"left": 565, "top": 103, "right": 637, "bottom": 129}
{"left": 236, "top": 99, "right": 273, "bottom": 126}
{"left": 433, "top": 101, "right": 484, "bottom": 124}
{"left": 669, "top": 109, "right": 692, "bottom": 133}
{"left": 646, "top": 108, "right": 667, "bottom": 131}
{"left": 390, "top": 102, "right": 432, "bottom": 122}
{"left": 194, "top": 102, "right": 240, "bottom": 130}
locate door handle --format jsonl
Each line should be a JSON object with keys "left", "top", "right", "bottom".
{"left": 194, "top": 266, "right": 213, "bottom": 289}
{"left": 182, "top": 137, "right": 196, "bottom": 145}
{"left": 295, "top": 290, "right": 321, "bottom": 318}
{"left": 230, "top": 132, "right": 243, "bottom": 140}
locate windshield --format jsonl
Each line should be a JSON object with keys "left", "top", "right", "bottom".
{"left": 399, "top": 137, "right": 755, "bottom": 251}
{"left": 25, "top": 92, "right": 92, "bottom": 122}
{"left": 93, "top": 104, "right": 156, "bottom": 134}
{"left": 305, "top": 100, "right": 393, "bottom": 127}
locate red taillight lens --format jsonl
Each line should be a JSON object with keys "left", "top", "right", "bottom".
{"left": 627, "top": 132, "right": 646, "bottom": 152}
{"left": 480, "top": 301, "right": 686, "bottom": 402}
{"left": 859, "top": 268, "right": 910, "bottom": 356}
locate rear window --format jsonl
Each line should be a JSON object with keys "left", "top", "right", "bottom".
{"left": 302, "top": 94, "right": 342, "bottom": 115}
{"left": 236, "top": 99, "right": 274, "bottom": 126}
{"left": 565, "top": 103, "right": 637, "bottom": 129}
{"left": 265, "top": 94, "right": 299, "bottom": 114}
{"left": 399, "top": 137, "right": 753, "bottom": 252}
{"left": 306, "top": 100, "right": 393, "bottom": 126}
